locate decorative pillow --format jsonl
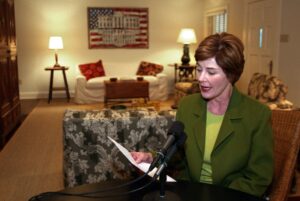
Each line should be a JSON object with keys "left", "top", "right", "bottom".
{"left": 79, "top": 60, "right": 105, "bottom": 80}
{"left": 136, "top": 61, "right": 163, "bottom": 76}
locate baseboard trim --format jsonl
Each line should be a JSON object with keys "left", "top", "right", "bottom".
{"left": 20, "top": 91, "right": 74, "bottom": 100}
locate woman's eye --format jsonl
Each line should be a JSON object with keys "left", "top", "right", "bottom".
{"left": 208, "top": 71, "right": 216, "bottom": 75}
{"left": 196, "top": 68, "right": 202, "bottom": 73}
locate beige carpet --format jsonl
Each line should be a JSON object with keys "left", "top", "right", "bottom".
{"left": 0, "top": 100, "right": 103, "bottom": 201}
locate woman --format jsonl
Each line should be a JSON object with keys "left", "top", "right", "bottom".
{"left": 131, "top": 32, "right": 273, "bottom": 197}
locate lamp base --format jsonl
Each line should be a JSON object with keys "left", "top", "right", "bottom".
{"left": 181, "top": 44, "right": 190, "bottom": 65}
{"left": 53, "top": 64, "right": 61, "bottom": 68}
{"left": 53, "top": 52, "right": 61, "bottom": 68}
{"left": 181, "top": 57, "right": 190, "bottom": 65}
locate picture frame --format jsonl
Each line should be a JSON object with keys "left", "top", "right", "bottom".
{"left": 87, "top": 7, "right": 149, "bottom": 49}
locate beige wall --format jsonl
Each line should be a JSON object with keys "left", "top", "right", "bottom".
{"left": 15, "top": 0, "right": 204, "bottom": 99}
{"left": 279, "top": 0, "right": 300, "bottom": 107}
{"left": 15, "top": 0, "right": 299, "bottom": 106}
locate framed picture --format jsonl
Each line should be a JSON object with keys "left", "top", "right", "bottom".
{"left": 88, "top": 7, "right": 149, "bottom": 49}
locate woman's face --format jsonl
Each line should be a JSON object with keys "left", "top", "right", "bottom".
{"left": 196, "top": 57, "right": 232, "bottom": 101}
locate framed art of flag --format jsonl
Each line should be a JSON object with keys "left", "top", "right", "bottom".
{"left": 87, "top": 7, "right": 149, "bottom": 49}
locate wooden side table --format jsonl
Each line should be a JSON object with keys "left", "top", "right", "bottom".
{"left": 169, "top": 63, "right": 196, "bottom": 83}
{"left": 45, "top": 66, "right": 70, "bottom": 103}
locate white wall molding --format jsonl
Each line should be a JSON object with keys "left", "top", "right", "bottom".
{"left": 20, "top": 91, "right": 75, "bottom": 100}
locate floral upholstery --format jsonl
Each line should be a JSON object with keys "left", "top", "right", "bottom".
{"left": 173, "top": 81, "right": 200, "bottom": 109}
{"left": 248, "top": 73, "right": 294, "bottom": 110}
{"left": 63, "top": 108, "right": 176, "bottom": 187}
{"left": 136, "top": 61, "right": 163, "bottom": 76}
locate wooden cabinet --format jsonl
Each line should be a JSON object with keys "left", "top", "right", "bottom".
{"left": 0, "top": 0, "right": 21, "bottom": 149}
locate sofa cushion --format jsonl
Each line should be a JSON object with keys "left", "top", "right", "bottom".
{"left": 136, "top": 61, "right": 163, "bottom": 76}
{"left": 86, "top": 76, "right": 109, "bottom": 89}
{"left": 119, "top": 76, "right": 136, "bottom": 81}
{"left": 86, "top": 75, "right": 160, "bottom": 89}
{"left": 79, "top": 60, "right": 106, "bottom": 80}
{"left": 142, "top": 76, "right": 159, "bottom": 86}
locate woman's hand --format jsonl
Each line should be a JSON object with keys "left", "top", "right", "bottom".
{"left": 131, "top": 152, "right": 153, "bottom": 164}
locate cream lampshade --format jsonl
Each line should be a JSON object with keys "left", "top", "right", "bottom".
{"left": 48, "top": 36, "right": 63, "bottom": 67}
{"left": 177, "top": 28, "right": 197, "bottom": 65}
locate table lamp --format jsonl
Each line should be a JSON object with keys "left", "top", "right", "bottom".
{"left": 177, "top": 28, "right": 197, "bottom": 65}
{"left": 48, "top": 36, "right": 63, "bottom": 67}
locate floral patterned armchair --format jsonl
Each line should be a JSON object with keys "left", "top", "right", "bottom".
{"left": 248, "top": 72, "right": 294, "bottom": 110}
{"left": 172, "top": 81, "right": 200, "bottom": 109}
{"left": 63, "top": 108, "right": 176, "bottom": 187}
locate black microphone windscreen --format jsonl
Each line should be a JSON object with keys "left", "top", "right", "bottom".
{"left": 176, "top": 132, "right": 187, "bottom": 147}
{"left": 168, "top": 121, "right": 184, "bottom": 136}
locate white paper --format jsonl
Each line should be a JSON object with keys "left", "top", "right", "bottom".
{"left": 108, "top": 136, "right": 176, "bottom": 182}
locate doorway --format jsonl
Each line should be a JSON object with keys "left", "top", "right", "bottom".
{"left": 237, "top": 0, "right": 281, "bottom": 93}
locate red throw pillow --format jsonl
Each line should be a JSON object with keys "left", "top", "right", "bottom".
{"left": 79, "top": 60, "right": 106, "bottom": 80}
{"left": 136, "top": 61, "right": 163, "bottom": 76}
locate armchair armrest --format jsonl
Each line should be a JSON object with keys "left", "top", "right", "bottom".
{"left": 76, "top": 74, "right": 87, "bottom": 86}
{"left": 156, "top": 73, "right": 167, "bottom": 78}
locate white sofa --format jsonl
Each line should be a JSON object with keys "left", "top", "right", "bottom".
{"left": 74, "top": 73, "right": 169, "bottom": 104}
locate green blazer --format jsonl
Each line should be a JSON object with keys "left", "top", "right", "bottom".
{"left": 175, "top": 87, "right": 274, "bottom": 197}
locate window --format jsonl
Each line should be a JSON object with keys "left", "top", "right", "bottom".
{"left": 205, "top": 7, "right": 228, "bottom": 35}
{"left": 259, "top": 27, "right": 263, "bottom": 48}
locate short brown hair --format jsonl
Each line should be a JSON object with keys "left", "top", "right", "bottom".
{"left": 194, "top": 32, "right": 245, "bottom": 84}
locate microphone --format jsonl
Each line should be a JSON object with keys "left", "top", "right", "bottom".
{"left": 148, "top": 121, "right": 185, "bottom": 172}
{"left": 153, "top": 131, "right": 187, "bottom": 180}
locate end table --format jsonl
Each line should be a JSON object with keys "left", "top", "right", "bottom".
{"left": 45, "top": 66, "right": 70, "bottom": 103}
{"left": 169, "top": 63, "right": 196, "bottom": 83}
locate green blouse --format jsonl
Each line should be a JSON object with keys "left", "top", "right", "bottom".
{"left": 200, "top": 111, "right": 224, "bottom": 183}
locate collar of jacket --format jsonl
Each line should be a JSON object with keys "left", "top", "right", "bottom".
{"left": 190, "top": 86, "right": 244, "bottom": 154}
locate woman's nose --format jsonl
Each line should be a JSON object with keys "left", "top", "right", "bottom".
{"left": 197, "top": 71, "right": 206, "bottom": 82}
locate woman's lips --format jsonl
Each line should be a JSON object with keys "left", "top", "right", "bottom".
{"left": 200, "top": 86, "right": 210, "bottom": 92}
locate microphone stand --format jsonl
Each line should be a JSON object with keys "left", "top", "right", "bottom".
{"left": 143, "top": 168, "right": 180, "bottom": 201}
{"left": 143, "top": 123, "right": 186, "bottom": 201}
{"left": 159, "top": 168, "right": 167, "bottom": 197}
